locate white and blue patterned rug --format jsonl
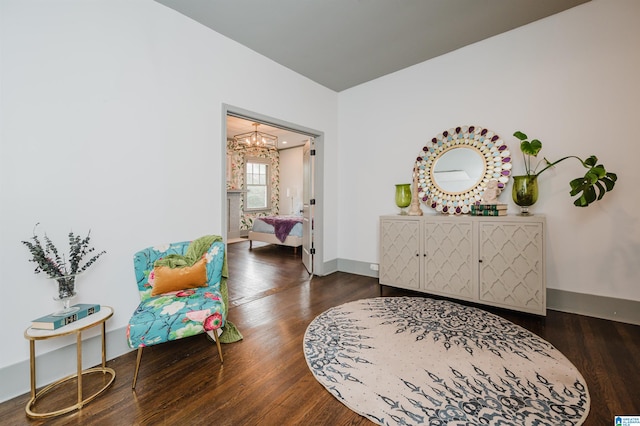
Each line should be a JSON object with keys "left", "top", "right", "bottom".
{"left": 303, "top": 297, "right": 590, "bottom": 425}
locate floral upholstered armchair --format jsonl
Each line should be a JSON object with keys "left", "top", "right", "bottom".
{"left": 127, "top": 236, "right": 226, "bottom": 388}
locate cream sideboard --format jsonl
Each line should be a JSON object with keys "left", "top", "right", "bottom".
{"left": 379, "top": 215, "right": 546, "bottom": 315}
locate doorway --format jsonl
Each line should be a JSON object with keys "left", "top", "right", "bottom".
{"left": 222, "top": 104, "right": 324, "bottom": 276}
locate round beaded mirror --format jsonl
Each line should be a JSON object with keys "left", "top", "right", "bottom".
{"left": 415, "top": 125, "right": 512, "bottom": 215}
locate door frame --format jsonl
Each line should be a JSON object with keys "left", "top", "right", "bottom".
{"left": 221, "top": 104, "right": 325, "bottom": 276}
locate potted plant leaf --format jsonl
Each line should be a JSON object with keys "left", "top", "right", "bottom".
{"left": 512, "top": 131, "right": 617, "bottom": 214}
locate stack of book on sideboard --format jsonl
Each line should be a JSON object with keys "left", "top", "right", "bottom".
{"left": 470, "top": 203, "right": 507, "bottom": 216}
{"left": 31, "top": 303, "right": 101, "bottom": 330}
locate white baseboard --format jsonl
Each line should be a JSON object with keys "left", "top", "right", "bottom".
{"left": 340, "top": 258, "right": 640, "bottom": 325}
{"left": 546, "top": 288, "right": 640, "bottom": 325}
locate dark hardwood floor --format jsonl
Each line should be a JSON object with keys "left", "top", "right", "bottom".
{"left": 2, "top": 239, "right": 639, "bottom": 425}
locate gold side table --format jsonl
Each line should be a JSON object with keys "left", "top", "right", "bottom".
{"left": 24, "top": 306, "right": 116, "bottom": 419}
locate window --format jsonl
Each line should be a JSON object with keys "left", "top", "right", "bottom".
{"left": 245, "top": 159, "right": 271, "bottom": 211}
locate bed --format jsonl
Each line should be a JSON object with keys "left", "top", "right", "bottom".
{"left": 249, "top": 215, "right": 303, "bottom": 253}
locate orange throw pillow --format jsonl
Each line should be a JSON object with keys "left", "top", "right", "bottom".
{"left": 151, "top": 258, "right": 208, "bottom": 296}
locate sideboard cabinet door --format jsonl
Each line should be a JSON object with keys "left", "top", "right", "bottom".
{"left": 379, "top": 217, "right": 421, "bottom": 290}
{"left": 423, "top": 219, "right": 476, "bottom": 302}
{"left": 478, "top": 221, "right": 546, "bottom": 315}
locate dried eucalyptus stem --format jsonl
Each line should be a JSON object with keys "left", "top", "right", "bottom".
{"left": 22, "top": 223, "right": 106, "bottom": 278}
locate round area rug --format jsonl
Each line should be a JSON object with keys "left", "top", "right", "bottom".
{"left": 303, "top": 297, "right": 590, "bottom": 425}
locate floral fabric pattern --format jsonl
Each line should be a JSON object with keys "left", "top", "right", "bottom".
{"left": 226, "top": 138, "right": 281, "bottom": 230}
{"left": 127, "top": 240, "right": 226, "bottom": 349}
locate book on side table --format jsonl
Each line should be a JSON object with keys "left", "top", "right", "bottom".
{"left": 31, "top": 304, "right": 101, "bottom": 330}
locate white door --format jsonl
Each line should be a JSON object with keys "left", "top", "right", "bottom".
{"left": 302, "top": 139, "right": 315, "bottom": 274}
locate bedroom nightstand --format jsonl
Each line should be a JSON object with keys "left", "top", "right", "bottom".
{"left": 23, "top": 306, "right": 116, "bottom": 419}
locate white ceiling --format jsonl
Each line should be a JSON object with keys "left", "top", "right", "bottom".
{"left": 154, "top": 0, "right": 589, "bottom": 92}
{"left": 156, "top": 0, "right": 590, "bottom": 147}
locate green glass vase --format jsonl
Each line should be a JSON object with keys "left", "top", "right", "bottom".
{"left": 512, "top": 175, "right": 539, "bottom": 215}
{"left": 395, "top": 184, "right": 411, "bottom": 215}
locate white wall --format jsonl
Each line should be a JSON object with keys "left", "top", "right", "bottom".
{"left": 0, "top": 0, "right": 338, "bottom": 385}
{"left": 3, "top": 0, "right": 639, "bottom": 403}
{"left": 337, "top": 0, "right": 640, "bottom": 302}
{"left": 279, "top": 147, "right": 304, "bottom": 215}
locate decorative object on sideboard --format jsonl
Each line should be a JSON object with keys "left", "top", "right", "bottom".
{"left": 415, "top": 125, "right": 512, "bottom": 215}
{"left": 512, "top": 174, "right": 538, "bottom": 215}
{"left": 479, "top": 179, "right": 502, "bottom": 204}
{"left": 22, "top": 224, "right": 106, "bottom": 316}
{"left": 512, "top": 131, "right": 617, "bottom": 214}
{"left": 394, "top": 183, "right": 411, "bottom": 215}
{"left": 407, "top": 169, "right": 423, "bottom": 216}
{"left": 470, "top": 203, "right": 508, "bottom": 216}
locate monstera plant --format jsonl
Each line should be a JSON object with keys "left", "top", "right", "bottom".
{"left": 513, "top": 131, "right": 617, "bottom": 208}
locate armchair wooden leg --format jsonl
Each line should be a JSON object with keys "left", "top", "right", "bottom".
{"left": 215, "top": 334, "right": 224, "bottom": 364}
{"left": 207, "top": 330, "right": 224, "bottom": 364}
{"left": 132, "top": 347, "right": 143, "bottom": 389}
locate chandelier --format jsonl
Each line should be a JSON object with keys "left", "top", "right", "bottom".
{"left": 234, "top": 122, "right": 277, "bottom": 149}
